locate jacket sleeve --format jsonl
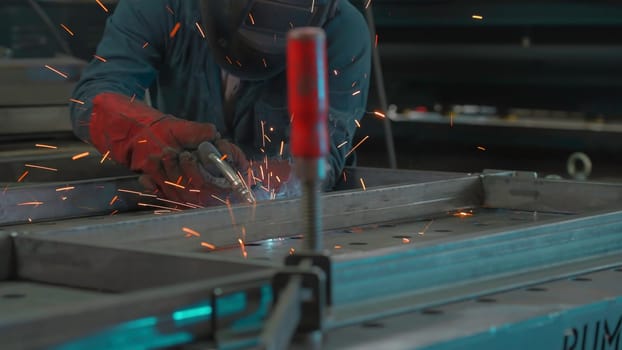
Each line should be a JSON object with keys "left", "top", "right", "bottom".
{"left": 324, "top": 0, "right": 372, "bottom": 189}
{"left": 69, "top": 0, "right": 170, "bottom": 142}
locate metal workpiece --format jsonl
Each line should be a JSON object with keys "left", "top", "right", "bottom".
{"left": 319, "top": 267, "right": 622, "bottom": 350}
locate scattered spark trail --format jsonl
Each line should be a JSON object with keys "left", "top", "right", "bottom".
{"left": 345, "top": 135, "right": 369, "bottom": 157}
{"left": 279, "top": 141, "right": 284, "bottom": 156}
{"left": 164, "top": 181, "right": 185, "bottom": 189}
{"left": 354, "top": 119, "right": 361, "bottom": 128}
{"left": 359, "top": 178, "right": 366, "bottom": 191}
{"left": 210, "top": 194, "right": 226, "bottom": 204}
{"left": 261, "top": 120, "right": 266, "bottom": 147}
{"left": 453, "top": 210, "right": 473, "bottom": 218}
{"left": 44, "top": 65, "right": 68, "bottom": 79}
{"left": 189, "top": 189, "right": 201, "bottom": 193}
{"left": 275, "top": 175, "right": 281, "bottom": 183}
{"left": 476, "top": 146, "right": 487, "bottom": 151}
{"left": 56, "top": 186, "right": 75, "bottom": 192}
{"left": 94, "top": 55, "right": 107, "bottom": 62}
{"left": 100, "top": 150, "right": 110, "bottom": 163}
{"left": 248, "top": 13, "right": 255, "bottom": 24}
{"left": 226, "top": 199, "right": 237, "bottom": 226}
{"left": 337, "top": 141, "right": 348, "bottom": 149}
{"left": 138, "top": 202, "right": 182, "bottom": 211}
{"left": 72, "top": 152, "right": 90, "bottom": 160}
{"left": 373, "top": 111, "right": 386, "bottom": 119}
{"left": 220, "top": 154, "right": 228, "bottom": 161}
{"left": 195, "top": 22, "right": 206, "bottom": 38}
{"left": 289, "top": 248, "right": 295, "bottom": 255}
{"left": 18, "top": 201, "right": 44, "bottom": 206}
{"left": 156, "top": 197, "right": 198, "bottom": 209}
{"left": 264, "top": 134, "right": 272, "bottom": 143}
{"left": 118, "top": 188, "right": 142, "bottom": 195}
{"left": 182, "top": 227, "right": 201, "bottom": 237}
{"left": 142, "top": 42, "right": 150, "bottom": 49}
{"left": 402, "top": 238, "right": 410, "bottom": 243}
{"left": 169, "top": 22, "right": 181, "bottom": 38}
{"left": 375, "top": 34, "right": 379, "bottom": 48}
{"left": 137, "top": 139, "right": 147, "bottom": 144}
{"left": 17, "top": 171, "right": 29, "bottom": 182}
{"left": 334, "top": 244, "right": 342, "bottom": 249}
{"left": 238, "top": 238, "right": 247, "bottom": 258}
{"left": 418, "top": 220, "right": 434, "bottom": 235}
{"left": 36, "top": 144, "right": 57, "bottom": 149}
{"left": 130, "top": 94, "right": 137, "bottom": 103}
{"left": 69, "top": 98, "right": 85, "bottom": 105}
{"left": 472, "top": 14, "right": 483, "bottom": 20}
{"left": 365, "top": 0, "right": 372, "bottom": 9}
{"left": 333, "top": 69, "right": 339, "bottom": 76}
{"left": 166, "top": 5, "right": 174, "bottom": 14}
{"left": 110, "top": 209, "right": 119, "bottom": 215}
{"left": 450, "top": 111, "right": 454, "bottom": 127}
{"left": 25, "top": 164, "right": 57, "bottom": 172}
{"left": 352, "top": 90, "right": 361, "bottom": 96}
{"left": 262, "top": 58, "right": 268, "bottom": 68}
{"left": 201, "top": 242, "right": 216, "bottom": 250}
{"left": 109, "top": 195, "right": 118, "bottom": 205}
{"left": 153, "top": 210, "right": 171, "bottom": 215}
{"left": 95, "top": 0, "right": 109, "bottom": 12}
{"left": 60, "top": 24, "right": 74, "bottom": 36}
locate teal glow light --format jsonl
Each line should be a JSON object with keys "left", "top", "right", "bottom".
{"left": 172, "top": 305, "right": 212, "bottom": 322}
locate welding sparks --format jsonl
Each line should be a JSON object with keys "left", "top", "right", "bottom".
{"left": 142, "top": 42, "right": 150, "bottom": 49}
{"left": 95, "top": 0, "right": 109, "bottom": 12}
{"left": 56, "top": 186, "right": 75, "bottom": 192}
{"left": 279, "top": 141, "right": 285, "bottom": 156}
{"left": 35, "top": 143, "right": 57, "bottom": 149}
{"left": 93, "top": 55, "right": 107, "bottom": 62}
{"left": 375, "top": 34, "right": 379, "bottom": 48}
{"left": 402, "top": 238, "right": 410, "bottom": 243}
{"left": 100, "top": 150, "right": 110, "bottom": 164}
{"left": 238, "top": 238, "right": 248, "bottom": 258}
{"left": 260, "top": 120, "right": 266, "bottom": 147}
{"left": 472, "top": 14, "right": 484, "bottom": 20}
{"left": 359, "top": 178, "right": 367, "bottom": 191}
{"left": 210, "top": 194, "right": 227, "bottom": 205}
{"left": 450, "top": 111, "right": 454, "bottom": 127}
{"left": 373, "top": 111, "right": 386, "bottom": 119}
{"left": 60, "top": 24, "right": 74, "bottom": 36}
{"left": 418, "top": 220, "right": 434, "bottom": 235}
{"left": 138, "top": 202, "right": 181, "bottom": 211}
{"left": 72, "top": 152, "right": 90, "bottom": 160}
{"left": 156, "top": 197, "right": 199, "bottom": 209}
{"left": 364, "top": 0, "right": 372, "bottom": 9}
{"left": 18, "top": 201, "right": 44, "bottom": 206}
{"left": 354, "top": 119, "right": 361, "bottom": 128}
{"left": 164, "top": 181, "right": 185, "bottom": 189}
{"left": 25, "top": 164, "right": 58, "bottom": 172}
{"left": 182, "top": 227, "right": 201, "bottom": 237}
{"left": 248, "top": 12, "right": 255, "bottom": 25}
{"left": 289, "top": 248, "right": 295, "bottom": 255}
{"left": 345, "top": 135, "right": 369, "bottom": 157}
{"left": 453, "top": 210, "right": 474, "bottom": 218}
{"left": 337, "top": 141, "right": 348, "bottom": 149}
{"left": 16, "top": 170, "right": 29, "bottom": 183}
{"left": 476, "top": 146, "right": 487, "bottom": 151}
{"left": 169, "top": 22, "right": 181, "bottom": 38}
{"left": 195, "top": 22, "right": 206, "bottom": 38}
{"left": 334, "top": 244, "right": 342, "bottom": 249}
{"left": 69, "top": 98, "right": 85, "bottom": 105}
{"left": 352, "top": 90, "right": 361, "bottom": 96}
{"left": 44, "top": 65, "right": 68, "bottom": 79}
{"left": 262, "top": 58, "right": 268, "bottom": 68}
{"left": 108, "top": 195, "right": 118, "bottom": 205}
{"left": 201, "top": 242, "right": 216, "bottom": 250}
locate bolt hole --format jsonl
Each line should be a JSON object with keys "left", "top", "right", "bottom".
{"left": 434, "top": 229, "right": 453, "bottom": 233}
{"left": 476, "top": 297, "right": 497, "bottom": 303}
{"left": 392, "top": 235, "right": 411, "bottom": 239}
{"left": 572, "top": 277, "right": 592, "bottom": 282}
{"left": 526, "top": 287, "right": 547, "bottom": 292}
{"left": 361, "top": 321, "right": 384, "bottom": 328}
{"left": 2, "top": 293, "right": 25, "bottom": 299}
{"left": 349, "top": 242, "right": 368, "bottom": 246}
{"left": 422, "top": 309, "right": 443, "bottom": 315}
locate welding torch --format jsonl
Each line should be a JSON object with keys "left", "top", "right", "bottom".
{"left": 196, "top": 141, "right": 256, "bottom": 204}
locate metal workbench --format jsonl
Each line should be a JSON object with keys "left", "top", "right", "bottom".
{"left": 1, "top": 165, "right": 621, "bottom": 349}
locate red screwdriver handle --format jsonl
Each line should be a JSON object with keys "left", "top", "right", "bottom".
{"left": 287, "top": 27, "right": 329, "bottom": 159}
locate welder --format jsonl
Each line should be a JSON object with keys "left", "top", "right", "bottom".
{"left": 70, "top": 0, "right": 370, "bottom": 206}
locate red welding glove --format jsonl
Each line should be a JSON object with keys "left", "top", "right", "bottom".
{"left": 89, "top": 92, "right": 247, "bottom": 206}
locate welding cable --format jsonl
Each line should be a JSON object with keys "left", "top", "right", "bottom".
{"left": 25, "top": 0, "right": 73, "bottom": 56}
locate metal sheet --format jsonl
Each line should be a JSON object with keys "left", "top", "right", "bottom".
{"left": 20, "top": 174, "right": 481, "bottom": 249}
{"left": 319, "top": 267, "right": 622, "bottom": 350}
{"left": 14, "top": 236, "right": 274, "bottom": 292}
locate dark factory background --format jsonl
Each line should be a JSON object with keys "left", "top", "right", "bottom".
{"left": 3, "top": 0, "right": 622, "bottom": 181}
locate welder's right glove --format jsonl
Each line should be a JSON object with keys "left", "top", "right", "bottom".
{"left": 89, "top": 92, "right": 224, "bottom": 204}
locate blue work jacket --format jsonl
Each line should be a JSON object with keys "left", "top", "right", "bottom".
{"left": 70, "top": 0, "right": 371, "bottom": 189}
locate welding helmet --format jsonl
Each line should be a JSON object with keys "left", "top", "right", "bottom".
{"left": 199, "top": 0, "right": 338, "bottom": 81}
